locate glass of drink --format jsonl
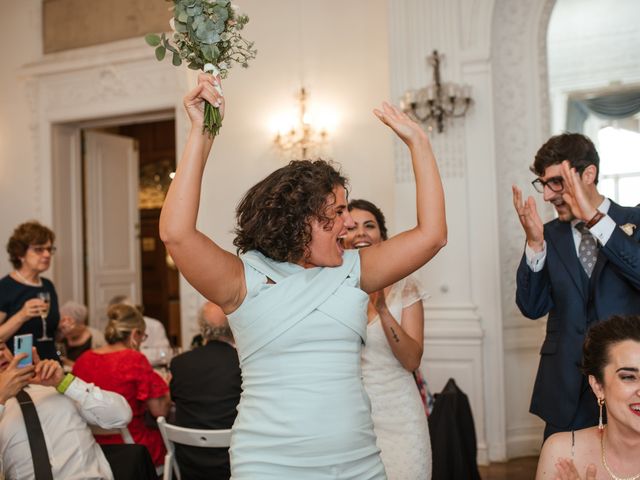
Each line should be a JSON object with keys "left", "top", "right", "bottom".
{"left": 37, "top": 291, "right": 52, "bottom": 341}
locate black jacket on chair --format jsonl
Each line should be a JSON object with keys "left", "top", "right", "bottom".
{"left": 428, "top": 378, "right": 481, "bottom": 480}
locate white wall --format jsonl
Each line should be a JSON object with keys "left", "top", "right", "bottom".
{"left": 0, "top": 1, "right": 42, "bottom": 273}
{"left": 187, "top": 0, "right": 395, "bottom": 341}
{"left": 388, "top": 0, "right": 505, "bottom": 463}
{"left": 492, "top": 0, "right": 556, "bottom": 458}
{"left": 199, "top": 0, "right": 393, "bottom": 253}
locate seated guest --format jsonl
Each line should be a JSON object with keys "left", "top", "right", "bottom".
{"left": 536, "top": 314, "right": 640, "bottom": 479}
{"left": 170, "top": 301, "right": 242, "bottom": 480}
{"left": 58, "top": 300, "right": 106, "bottom": 367}
{"left": 108, "top": 295, "right": 171, "bottom": 366}
{"left": 73, "top": 303, "right": 171, "bottom": 467}
{"left": 0, "top": 340, "right": 133, "bottom": 479}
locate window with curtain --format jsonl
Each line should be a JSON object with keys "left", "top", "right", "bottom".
{"left": 566, "top": 89, "right": 640, "bottom": 206}
{"left": 583, "top": 115, "right": 640, "bottom": 206}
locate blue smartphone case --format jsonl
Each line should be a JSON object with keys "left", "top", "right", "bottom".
{"left": 14, "top": 334, "right": 33, "bottom": 368}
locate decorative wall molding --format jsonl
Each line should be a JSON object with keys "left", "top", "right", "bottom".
{"left": 491, "top": 0, "right": 557, "bottom": 458}
{"left": 388, "top": 0, "right": 503, "bottom": 463}
{"left": 23, "top": 77, "right": 42, "bottom": 219}
{"left": 388, "top": 0, "right": 473, "bottom": 182}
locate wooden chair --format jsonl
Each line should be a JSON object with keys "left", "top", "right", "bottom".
{"left": 157, "top": 416, "right": 232, "bottom": 480}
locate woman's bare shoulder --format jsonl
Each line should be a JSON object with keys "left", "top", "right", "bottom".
{"left": 544, "top": 430, "right": 575, "bottom": 454}
{"left": 536, "top": 427, "right": 600, "bottom": 480}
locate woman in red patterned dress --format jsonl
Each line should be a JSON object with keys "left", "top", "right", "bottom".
{"left": 73, "top": 303, "right": 170, "bottom": 466}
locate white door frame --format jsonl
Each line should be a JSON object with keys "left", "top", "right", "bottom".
{"left": 51, "top": 111, "right": 174, "bottom": 315}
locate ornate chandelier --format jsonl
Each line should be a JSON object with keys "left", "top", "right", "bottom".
{"left": 401, "top": 50, "right": 472, "bottom": 133}
{"left": 274, "top": 87, "right": 329, "bottom": 159}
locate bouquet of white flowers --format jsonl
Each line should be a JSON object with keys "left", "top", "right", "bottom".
{"left": 146, "top": 0, "right": 257, "bottom": 136}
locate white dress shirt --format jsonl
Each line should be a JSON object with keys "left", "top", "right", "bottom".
{"left": 0, "top": 378, "right": 132, "bottom": 480}
{"left": 526, "top": 198, "right": 616, "bottom": 272}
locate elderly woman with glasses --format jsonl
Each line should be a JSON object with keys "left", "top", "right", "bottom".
{"left": 0, "top": 221, "right": 60, "bottom": 360}
{"left": 58, "top": 300, "right": 107, "bottom": 368}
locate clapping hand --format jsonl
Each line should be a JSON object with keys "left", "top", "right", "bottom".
{"left": 29, "top": 348, "right": 64, "bottom": 388}
{"left": 554, "top": 458, "right": 596, "bottom": 480}
{"left": 512, "top": 185, "right": 544, "bottom": 252}
{"left": 560, "top": 160, "right": 598, "bottom": 222}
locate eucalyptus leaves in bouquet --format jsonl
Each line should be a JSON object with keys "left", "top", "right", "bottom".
{"left": 146, "top": 0, "right": 257, "bottom": 136}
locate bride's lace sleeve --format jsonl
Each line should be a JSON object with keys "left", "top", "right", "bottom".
{"left": 400, "top": 275, "right": 429, "bottom": 309}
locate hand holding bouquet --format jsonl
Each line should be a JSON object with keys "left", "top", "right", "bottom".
{"left": 146, "top": 0, "right": 257, "bottom": 136}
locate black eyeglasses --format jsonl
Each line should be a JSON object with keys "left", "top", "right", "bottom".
{"left": 531, "top": 176, "right": 564, "bottom": 194}
{"left": 29, "top": 245, "right": 57, "bottom": 255}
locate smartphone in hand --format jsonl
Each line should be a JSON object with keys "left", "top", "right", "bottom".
{"left": 14, "top": 334, "right": 33, "bottom": 368}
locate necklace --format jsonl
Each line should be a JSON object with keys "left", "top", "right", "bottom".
{"left": 13, "top": 270, "right": 42, "bottom": 287}
{"left": 601, "top": 429, "right": 640, "bottom": 480}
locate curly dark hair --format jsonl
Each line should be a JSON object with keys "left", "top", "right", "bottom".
{"left": 6, "top": 221, "right": 56, "bottom": 269}
{"left": 582, "top": 315, "right": 640, "bottom": 384}
{"left": 531, "top": 133, "right": 600, "bottom": 183}
{"left": 233, "top": 160, "right": 348, "bottom": 263}
{"left": 348, "top": 199, "right": 388, "bottom": 241}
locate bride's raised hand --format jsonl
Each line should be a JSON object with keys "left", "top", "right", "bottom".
{"left": 373, "top": 102, "right": 428, "bottom": 148}
{"left": 183, "top": 73, "right": 225, "bottom": 130}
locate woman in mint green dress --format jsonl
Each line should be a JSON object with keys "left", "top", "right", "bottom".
{"left": 159, "top": 74, "right": 447, "bottom": 479}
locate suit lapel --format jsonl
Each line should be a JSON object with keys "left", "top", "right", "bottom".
{"left": 546, "top": 220, "right": 587, "bottom": 301}
{"left": 591, "top": 201, "right": 635, "bottom": 282}
{"left": 590, "top": 202, "right": 619, "bottom": 282}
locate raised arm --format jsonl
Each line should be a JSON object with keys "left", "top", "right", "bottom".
{"left": 159, "top": 74, "right": 246, "bottom": 313}
{"left": 359, "top": 103, "right": 447, "bottom": 293}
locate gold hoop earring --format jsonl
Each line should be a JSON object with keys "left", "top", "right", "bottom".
{"left": 598, "top": 397, "right": 605, "bottom": 431}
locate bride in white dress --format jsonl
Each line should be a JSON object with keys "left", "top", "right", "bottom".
{"left": 343, "top": 199, "right": 432, "bottom": 480}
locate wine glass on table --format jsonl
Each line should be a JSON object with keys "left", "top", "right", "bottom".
{"left": 156, "top": 347, "right": 174, "bottom": 382}
{"left": 36, "top": 291, "right": 52, "bottom": 341}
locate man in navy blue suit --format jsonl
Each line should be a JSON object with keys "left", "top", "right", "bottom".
{"left": 513, "top": 133, "right": 640, "bottom": 440}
